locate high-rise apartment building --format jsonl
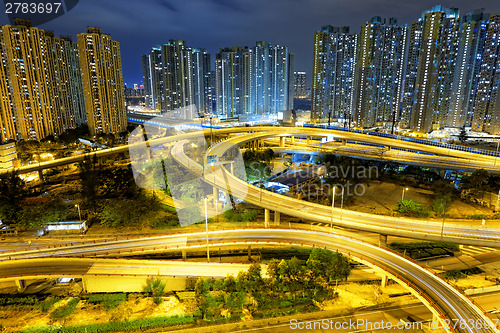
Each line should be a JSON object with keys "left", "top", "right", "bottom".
{"left": 53, "top": 35, "right": 87, "bottom": 129}
{"left": 471, "top": 14, "right": 500, "bottom": 134}
{"left": 311, "top": 26, "right": 357, "bottom": 122}
{"left": 161, "top": 40, "right": 194, "bottom": 116}
{"left": 447, "top": 10, "right": 489, "bottom": 128}
{"left": 142, "top": 47, "right": 164, "bottom": 112}
{"left": 400, "top": 20, "right": 424, "bottom": 128}
{"left": 352, "top": 17, "right": 406, "bottom": 129}
{"left": 409, "top": 6, "right": 460, "bottom": 134}
{"left": 142, "top": 41, "right": 211, "bottom": 117}
{"left": 215, "top": 42, "right": 294, "bottom": 117}
{"left": 215, "top": 46, "right": 253, "bottom": 117}
{"left": 0, "top": 19, "right": 58, "bottom": 141}
{"left": 294, "top": 72, "right": 307, "bottom": 98}
{"left": 77, "top": 27, "right": 126, "bottom": 135}
{"left": 192, "top": 48, "right": 212, "bottom": 114}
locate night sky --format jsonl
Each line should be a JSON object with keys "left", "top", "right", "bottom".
{"left": 2, "top": 0, "right": 500, "bottom": 86}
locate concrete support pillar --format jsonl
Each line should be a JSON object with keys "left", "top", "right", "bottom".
{"left": 213, "top": 187, "right": 218, "bottom": 206}
{"left": 386, "top": 146, "right": 391, "bottom": 151}
{"left": 15, "top": 279, "right": 26, "bottom": 292}
{"left": 306, "top": 136, "right": 310, "bottom": 145}
{"left": 290, "top": 136, "right": 295, "bottom": 144}
{"left": 230, "top": 162, "right": 234, "bottom": 175}
{"left": 381, "top": 274, "right": 388, "bottom": 288}
{"left": 265, "top": 209, "right": 270, "bottom": 227}
{"left": 280, "top": 137, "right": 285, "bottom": 147}
{"left": 274, "top": 211, "right": 280, "bottom": 225}
{"left": 379, "top": 234, "right": 387, "bottom": 247}
{"left": 432, "top": 313, "right": 439, "bottom": 326}
{"left": 247, "top": 245, "right": 252, "bottom": 261}
{"left": 38, "top": 170, "right": 43, "bottom": 181}
{"left": 182, "top": 249, "right": 187, "bottom": 260}
{"left": 341, "top": 139, "right": 347, "bottom": 145}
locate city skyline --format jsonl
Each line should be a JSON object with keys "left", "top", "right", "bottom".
{"left": 4, "top": 0, "right": 499, "bottom": 87}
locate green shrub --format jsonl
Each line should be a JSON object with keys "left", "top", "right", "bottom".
{"left": 397, "top": 200, "right": 430, "bottom": 218}
{"left": 224, "top": 209, "right": 257, "bottom": 222}
{"left": 144, "top": 278, "right": 165, "bottom": 305}
{"left": 469, "top": 214, "right": 488, "bottom": 220}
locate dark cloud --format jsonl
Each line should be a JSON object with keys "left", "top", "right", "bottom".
{"left": 210, "top": 0, "right": 247, "bottom": 12}
{"left": 155, "top": 0, "right": 179, "bottom": 13}
{"left": 4, "top": 0, "right": 498, "bottom": 86}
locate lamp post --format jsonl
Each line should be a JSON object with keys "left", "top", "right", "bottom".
{"left": 205, "top": 198, "right": 209, "bottom": 262}
{"left": 340, "top": 186, "right": 345, "bottom": 221}
{"left": 75, "top": 204, "right": 82, "bottom": 221}
{"left": 402, "top": 187, "right": 409, "bottom": 201}
{"left": 495, "top": 138, "right": 500, "bottom": 167}
{"left": 496, "top": 189, "right": 500, "bottom": 212}
{"left": 331, "top": 186, "right": 336, "bottom": 228}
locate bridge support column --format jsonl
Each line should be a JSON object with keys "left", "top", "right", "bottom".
{"left": 379, "top": 234, "right": 387, "bottom": 247}
{"left": 265, "top": 209, "right": 270, "bottom": 227}
{"left": 381, "top": 274, "right": 388, "bottom": 288}
{"left": 280, "top": 136, "right": 285, "bottom": 147}
{"left": 15, "top": 279, "right": 26, "bottom": 292}
{"left": 290, "top": 136, "right": 295, "bottom": 144}
{"left": 306, "top": 136, "right": 310, "bottom": 145}
{"left": 38, "top": 170, "right": 43, "bottom": 182}
{"left": 385, "top": 146, "right": 391, "bottom": 151}
{"left": 432, "top": 313, "right": 438, "bottom": 323}
{"left": 341, "top": 139, "right": 346, "bottom": 145}
{"left": 248, "top": 245, "right": 252, "bottom": 261}
{"left": 213, "top": 187, "right": 218, "bottom": 206}
{"left": 182, "top": 249, "right": 187, "bottom": 260}
{"left": 274, "top": 211, "right": 280, "bottom": 225}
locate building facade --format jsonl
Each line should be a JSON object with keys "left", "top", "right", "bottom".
{"left": 77, "top": 27, "right": 126, "bottom": 135}
{"left": 352, "top": 17, "right": 406, "bottom": 129}
{"left": 294, "top": 71, "right": 307, "bottom": 98}
{"left": 311, "top": 26, "right": 357, "bottom": 122}
{"left": 409, "top": 6, "right": 460, "bottom": 134}
{"left": 215, "top": 42, "right": 294, "bottom": 117}
{"left": 471, "top": 14, "right": 500, "bottom": 134}
{"left": 447, "top": 10, "right": 489, "bottom": 128}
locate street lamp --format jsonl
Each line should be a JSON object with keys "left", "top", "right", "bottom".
{"left": 331, "top": 186, "right": 336, "bottom": 228}
{"left": 401, "top": 187, "right": 409, "bottom": 201}
{"left": 75, "top": 204, "right": 82, "bottom": 221}
{"left": 495, "top": 138, "right": 500, "bottom": 167}
{"left": 496, "top": 189, "right": 500, "bottom": 212}
{"left": 340, "top": 186, "right": 345, "bottom": 221}
{"left": 205, "top": 198, "right": 209, "bottom": 262}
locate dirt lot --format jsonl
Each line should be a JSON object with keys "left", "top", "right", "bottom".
{"left": 348, "top": 180, "right": 494, "bottom": 219}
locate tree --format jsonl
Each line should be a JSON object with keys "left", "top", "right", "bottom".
{"left": 78, "top": 154, "right": 100, "bottom": 213}
{"left": 194, "top": 277, "right": 211, "bottom": 319}
{"left": 143, "top": 277, "right": 165, "bottom": 304}
{"left": 306, "top": 248, "right": 351, "bottom": 283}
{"left": 0, "top": 172, "right": 27, "bottom": 222}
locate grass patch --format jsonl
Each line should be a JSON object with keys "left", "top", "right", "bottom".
{"left": 38, "top": 297, "right": 60, "bottom": 313}
{"left": 50, "top": 297, "right": 79, "bottom": 319}
{"left": 87, "top": 294, "right": 126, "bottom": 311}
{"left": 20, "top": 315, "right": 195, "bottom": 333}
